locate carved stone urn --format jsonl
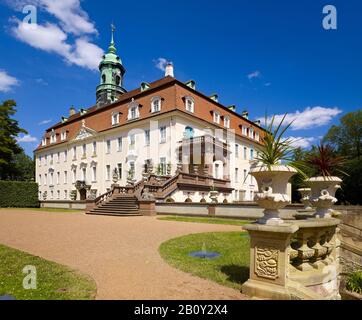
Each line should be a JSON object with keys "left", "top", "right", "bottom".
{"left": 250, "top": 165, "right": 297, "bottom": 225}
{"left": 306, "top": 176, "right": 342, "bottom": 218}
{"left": 297, "top": 188, "right": 313, "bottom": 210}
{"left": 209, "top": 190, "right": 219, "bottom": 203}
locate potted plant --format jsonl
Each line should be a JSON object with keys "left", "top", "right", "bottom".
{"left": 304, "top": 144, "right": 346, "bottom": 218}
{"left": 250, "top": 114, "right": 303, "bottom": 225}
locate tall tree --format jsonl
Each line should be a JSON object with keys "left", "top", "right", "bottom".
{"left": 0, "top": 100, "right": 28, "bottom": 179}
{"left": 323, "top": 110, "right": 362, "bottom": 159}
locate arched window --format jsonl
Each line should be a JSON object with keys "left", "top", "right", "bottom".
{"left": 102, "top": 74, "right": 106, "bottom": 83}
{"left": 115, "top": 76, "right": 121, "bottom": 86}
{"left": 184, "top": 126, "right": 194, "bottom": 139}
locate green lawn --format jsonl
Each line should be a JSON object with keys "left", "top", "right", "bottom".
{"left": 0, "top": 244, "right": 96, "bottom": 300}
{"left": 0, "top": 208, "right": 82, "bottom": 213}
{"left": 158, "top": 215, "right": 251, "bottom": 227}
{"left": 159, "top": 232, "right": 250, "bottom": 290}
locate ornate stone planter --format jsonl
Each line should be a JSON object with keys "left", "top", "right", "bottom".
{"left": 250, "top": 165, "right": 297, "bottom": 225}
{"left": 306, "top": 176, "right": 342, "bottom": 218}
{"left": 209, "top": 190, "right": 219, "bottom": 203}
{"left": 297, "top": 188, "right": 313, "bottom": 210}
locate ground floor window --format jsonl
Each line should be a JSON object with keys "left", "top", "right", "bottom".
{"left": 117, "top": 163, "right": 122, "bottom": 180}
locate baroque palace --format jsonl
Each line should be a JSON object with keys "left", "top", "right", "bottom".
{"left": 35, "top": 28, "right": 265, "bottom": 211}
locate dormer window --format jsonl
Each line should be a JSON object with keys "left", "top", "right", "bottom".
{"left": 50, "top": 130, "right": 56, "bottom": 144}
{"left": 151, "top": 97, "right": 161, "bottom": 113}
{"left": 249, "top": 128, "right": 254, "bottom": 139}
{"left": 185, "top": 96, "right": 194, "bottom": 113}
{"left": 255, "top": 131, "right": 260, "bottom": 141}
{"left": 42, "top": 138, "right": 47, "bottom": 146}
{"left": 242, "top": 125, "right": 247, "bottom": 136}
{"left": 61, "top": 131, "right": 67, "bottom": 141}
{"left": 112, "top": 112, "right": 120, "bottom": 126}
{"left": 224, "top": 116, "right": 230, "bottom": 128}
{"left": 213, "top": 111, "right": 220, "bottom": 124}
{"left": 128, "top": 101, "right": 140, "bottom": 120}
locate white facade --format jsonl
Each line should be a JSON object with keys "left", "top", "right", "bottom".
{"left": 35, "top": 111, "right": 259, "bottom": 202}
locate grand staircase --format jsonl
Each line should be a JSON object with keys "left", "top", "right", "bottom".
{"left": 87, "top": 195, "right": 141, "bottom": 216}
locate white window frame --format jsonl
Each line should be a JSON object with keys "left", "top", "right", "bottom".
{"left": 92, "top": 141, "right": 97, "bottom": 155}
{"left": 50, "top": 131, "right": 56, "bottom": 144}
{"left": 235, "top": 144, "right": 239, "bottom": 158}
{"left": 127, "top": 101, "right": 140, "bottom": 120}
{"left": 213, "top": 111, "right": 220, "bottom": 124}
{"left": 185, "top": 96, "right": 194, "bottom": 113}
{"left": 106, "top": 165, "right": 111, "bottom": 181}
{"left": 64, "top": 150, "right": 68, "bottom": 162}
{"left": 112, "top": 112, "right": 120, "bottom": 126}
{"left": 82, "top": 144, "right": 87, "bottom": 158}
{"left": 44, "top": 173, "right": 47, "bottom": 185}
{"left": 106, "top": 140, "right": 111, "bottom": 154}
{"left": 56, "top": 172, "right": 60, "bottom": 185}
{"left": 160, "top": 157, "right": 167, "bottom": 175}
{"left": 235, "top": 168, "right": 239, "bottom": 181}
{"left": 255, "top": 131, "right": 260, "bottom": 141}
{"left": 160, "top": 126, "right": 166, "bottom": 143}
{"left": 145, "top": 130, "right": 150, "bottom": 146}
{"left": 151, "top": 97, "right": 161, "bottom": 113}
{"left": 64, "top": 190, "right": 68, "bottom": 200}
{"left": 64, "top": 171, "right": 68, "bottom": 184}
{"left": 61, "top": 131, "right": 67, "bottom": 141}
{"left": 242, "top": 126, "right": 247, "bottom": 136}
{"left": 42, "top": 138, "right": 47, "bottom": 146}
{"left": 117, "top": 137, "right": 122, "bottom": 152}
{"left": 129, "top": 134, "right": 136, "bottom": 151}
{"left": 224, "top": 116, "right": 230, "bottom": 128}
{"left": 92, "top": 166, "right": 97, "bottom": 182}
{"left": 82, "top": 168, "right": 86, "bottom": 181}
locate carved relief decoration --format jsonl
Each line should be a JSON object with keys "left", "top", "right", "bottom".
{"left": 255, "top": 246, "right": 279, "bottom": 279}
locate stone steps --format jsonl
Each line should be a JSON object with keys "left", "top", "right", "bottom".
{"left": 87, "top": 196, "right": 141, "bottom": 216}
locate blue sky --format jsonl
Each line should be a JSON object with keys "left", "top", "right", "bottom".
{"left": 0, "top": 0, "right": 361, "bottom": 155}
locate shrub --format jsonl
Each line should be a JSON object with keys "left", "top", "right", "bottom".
{"left": 0, "top": 181, "right": 39, "bottom": 208}
{"left": 346, "top": 271, "right": 362, "bottom": 294}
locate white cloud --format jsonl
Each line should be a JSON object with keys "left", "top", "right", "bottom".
{"left": 38, "top": 119, "right": 52, "bottom": 125}
{"left": 0, "top": 70, "right": 19, "bottom": 92}
{"left": 264, "top": 82, "right": 271, "bottom": 87}
{"left": 287, "top": 136, "right": 316, "bottom": 149}
{"left": 17, "top": 134, "right": 38, "bottom": 143}
{"left": 35, "top": 78, "right": 48, "bottom": 86}
{"left": 11, "top": 20, "right": 103, "bottom": 70}
{"left": 154, "top": 58, "right": 170, "bottom": 72}
{"left": 247, "top": 70, "right": 261, "bottom": 80}
{"left": 263, "top": 106, "right": 342, "bottom": 131}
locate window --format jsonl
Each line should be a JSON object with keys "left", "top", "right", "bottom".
{"left": 213, "top": 111, "right": 220, "bottom": 124}
{"left": 106, "top": 165, "right": 111, "bottom": 181}
{"left": 255, "top": 132, "right": 260, "bottom": 141}
{"left": 57, "top": 152, "right": 60, "bottom": 163}
{"left": 160, "top": 157, "right": 166, "bottom": 175}
{"left": 128, "top": 101, "right": 140, "bottom": 120}
{"left": 117, "top": 163, "right": 122, "bottom": 180}
{"left": 242, "top": 126, "right": 247, "bottom": 136}
{"left": 51, "top": 190, "right": 54, "bottom": 199}
{"left": 235, "top": 168, "right": 239, "bottom": 182}
{"left": 184, "top": 126, "right": 194, "bottom": 139}
{"left": 61, "top": 131, "right": 67, "bottom": 141}
{"left": 57, "top": 172, "right": 60, "bottom": 185}
{"left": 82, "top": 168, "right": 86, "bottom": 181}
{"left": 50, "top": 132, "right": 56, "bottom": 144}
{"left": 151, "top": 97, "right": 161, "bottom": 113}
{"left": 42, "top": 138, "right": 47, "bottom": 146}
{"left": 160, "top": 126, "right": 166, "bottom": 143}
{"left": 38, "top": 156, "right": 41, "bottom": 166}
{"left": 64, "top": 150, "right": 68, "bottom": 162}
{"left": 50, "top": 172, "right": 54, "bottom": 186}
{"left": 112, "top": 112, "right": 120, "bottom": 125}
{"left": 249, "top": 128, "right": 254, "bottom": 139}
{"left": 64, "top": 190, "right": 68, "bottom": 200}
{"left": 72, "top": 169, "right": 76, "bottom": 183}
{"left": 250, "top": 148, "right": 254, "bottom": 160}
{"left": 64, "top": 171, "right": 68, "bottom": 184}
{"left": 185, "top": 97, "right": 194, "bottom": 113}
{"left": 106, "top": 140, "right": 111, "bottom": 154}
{"left": 129, "top": 134, "right": 136, "bottom": 151}
{"left": 57, "top": 190, "right": 60, "bottom": 199}
{"left": 235, "top": 144, "right": 239, "bottom": 158}
{"left": 244, "top": 147, "right": 247, "bottom": 160}
{"left": 93, "top": 141, "right": 97, "bottom": 155}
{"left": 38, "top": 174, "right": 41, "bottom": 186}
{"left": 82, "top": 144, "right": 86, "bottom": 158}
{"left": 243, "top": 169, "right": 247, "bottom": 183}
{"left": 145, "top": 130, "right": 150, "bottom": 146}
{"left": 50, "top": 153, "right": 54, "bottom": 165}
{"left": 117, "top": 137, "right": 122, "bottom": 152}
{"left": 44, "top": 174, "right": 47, "bottom": 185}
{"left": 215, "top": 163, "right": 220, "bottom": 179}
{"left": 92, "top": 166, "right": 97, "bottom": 182}
{"left": 224, "top": 116, "right": 230, "bottom": 128}
{"left": 73, "top": 146, "right": 77, "bottom": 160}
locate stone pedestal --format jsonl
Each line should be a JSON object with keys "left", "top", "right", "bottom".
{"left": 241, "top": 223, "right": 298, "bottom": 299}
{"left": 208, "top": 203, "right": 216, "bottom": 216}
{"left": 138, "top": 200, "right": 156, "bottom": 216}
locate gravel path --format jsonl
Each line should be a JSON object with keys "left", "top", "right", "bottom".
{"left": 0, "top": 210, "right": 248, "bottom": 300}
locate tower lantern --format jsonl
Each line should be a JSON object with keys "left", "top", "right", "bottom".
{"left": 96, "top": 24, "right": 126, "bottom": 107}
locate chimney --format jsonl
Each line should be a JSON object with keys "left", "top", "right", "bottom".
{"left": 165, "top": 62, "right": 174, "bottom": 77}
{"left": 69, "top": 106, "right": 76, "bottom": 116}
{"left": 254, "top": 120, "right": 261, "bottom": 126}
{"left": 227, "top": 105, "right": 236, "bottom": 112}
{"left": 242, "top": 110, "right": 249, "bottom": 119}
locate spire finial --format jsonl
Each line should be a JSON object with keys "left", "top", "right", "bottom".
{"left": 109, "top": 23, "right": 117, "bottom": 54}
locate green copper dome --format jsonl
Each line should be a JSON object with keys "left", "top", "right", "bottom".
{"left": 96, "top": 24, "right": 126, "bottom": 107}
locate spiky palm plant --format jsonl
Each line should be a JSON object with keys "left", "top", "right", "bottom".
{"left": 305, "top": 144, "right": 347, "bottom": 178}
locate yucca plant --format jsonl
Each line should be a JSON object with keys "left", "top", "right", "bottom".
{"left": 346, "top": 271, "right": 362, "bottom": 295}
{"left": 305, "top": 144, "right": 348, "bottom": 178}
{"left": 254, "top": 114, "right": 306, "bottom": 177}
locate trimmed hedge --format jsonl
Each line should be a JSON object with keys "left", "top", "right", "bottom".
{"left": 0, "top": 181, "right": 39, "bottom": 208}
